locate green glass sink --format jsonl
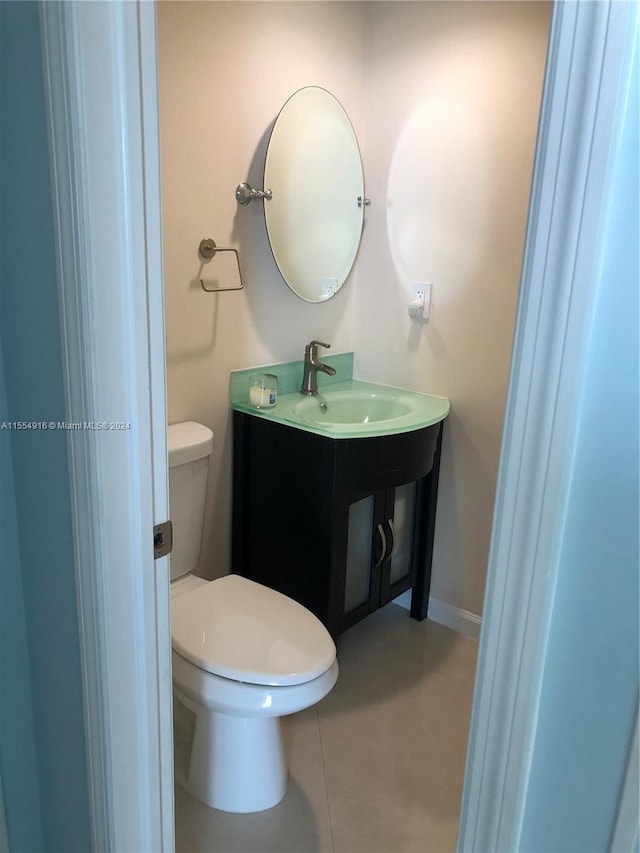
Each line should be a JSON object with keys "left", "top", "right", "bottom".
{"left": 293, "top": 390, "right": 414, "bottom": 427}
{"left": 232, "top": 379, "right": 449, "bottom": 439}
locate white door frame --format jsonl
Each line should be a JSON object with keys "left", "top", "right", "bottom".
{"left": 38, "top": 0, "right": 637, "bottom": 850}
{"left": 458, "top": 2, "right": 638, "bottom": 850}
{"left": 40, "top": 2, "right": 173, "bottom": 850}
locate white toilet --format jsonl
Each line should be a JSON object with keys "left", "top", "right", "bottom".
{"left": 168, "top": 421, "right": 338, "bottom": 813}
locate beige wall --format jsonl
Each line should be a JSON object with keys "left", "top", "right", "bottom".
{"left": 157, "top": 1, "right": 551, "bottom": 618}
{"left": 354, "top": 1, "right": 551, "bottom": 615}
{"left": 158, "top": 1, "right": 365, "bottom": 577}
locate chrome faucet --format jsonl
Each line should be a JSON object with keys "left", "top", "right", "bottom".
{"left": 300, "top": 340, "right": 337, "bottom": 395}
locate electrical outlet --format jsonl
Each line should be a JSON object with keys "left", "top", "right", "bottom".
{"left": 410, "top": 281, "right": 432, "bottom": 322}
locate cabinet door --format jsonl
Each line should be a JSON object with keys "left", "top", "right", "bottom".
{"left": 342, "top": 483, "right": 419, "bottom": 630}
{"left": 380, "top": 481, "right": 418, "bottom": 605}
{"left": 341, "top": 490, "right": 386, "bottom": 632}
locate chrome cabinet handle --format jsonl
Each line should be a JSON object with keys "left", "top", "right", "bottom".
{"left": 374, "top": 523, "right": 387, "bottom": 568}
{"left": 386, "top": 518, "right": 396, "bottom": 560}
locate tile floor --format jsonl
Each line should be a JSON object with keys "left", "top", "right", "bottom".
{"left": 174, "top": 603, "right": 478, "bottom": 853}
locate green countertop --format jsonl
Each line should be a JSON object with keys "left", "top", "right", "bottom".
{"left": 232, "top": 378, "right": 449, "bottom": 440}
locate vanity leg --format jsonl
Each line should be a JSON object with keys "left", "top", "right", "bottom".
{"left": 410, "top": 422, "right": 444, "bottom": 622}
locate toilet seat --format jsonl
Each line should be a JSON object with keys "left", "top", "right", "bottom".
{"left": 171, "top": 575, "right": 336, "bottom": 687}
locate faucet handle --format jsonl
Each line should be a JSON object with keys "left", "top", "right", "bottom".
{"left": 309, "top": 340, "right": 331, "bottom": 350}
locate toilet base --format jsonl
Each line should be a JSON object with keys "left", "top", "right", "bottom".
{"left": 183, "top": 702, "right": 287, "bottom": 813}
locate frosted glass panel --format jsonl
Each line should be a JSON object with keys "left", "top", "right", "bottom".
{"left": 390, "top": 483, "right": 416, "bottom": 584}
{"left": 345, "top": 496, "right": 374, "bottom": 611}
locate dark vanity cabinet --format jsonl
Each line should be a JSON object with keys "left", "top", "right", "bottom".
{"left": 231, "top": 412, "right": 445, "bottom": 638}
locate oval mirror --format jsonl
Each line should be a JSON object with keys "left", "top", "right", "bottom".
{"left": 263, "top": 86, "right": 365, "bottom": 303}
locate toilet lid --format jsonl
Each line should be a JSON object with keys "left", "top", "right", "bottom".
{"left": 171, "top": 575, "right": 336, "bottom": 687}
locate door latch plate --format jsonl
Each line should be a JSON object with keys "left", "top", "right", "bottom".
{"left": 153, "top": 521, "right": 173, "bottom": 559}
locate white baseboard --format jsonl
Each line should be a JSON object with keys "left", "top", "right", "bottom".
{"left": 393, "top": 591, "right": 482, "bottom": 640}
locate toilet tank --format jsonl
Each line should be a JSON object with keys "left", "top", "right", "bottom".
{"left": 168, "top": 422, "right": 214, "bottom": 582}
